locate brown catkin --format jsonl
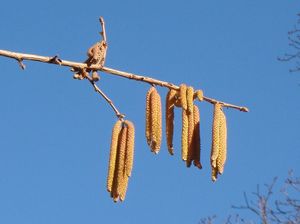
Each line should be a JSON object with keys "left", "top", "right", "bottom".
{"left": 211, "top": 103, "right": 222, "bottom": 168}
{"left": 116, "top": 125, "right": 128, "bottom": 199}
{"left": 145, "top": 87, "right": 155, "bottom": 146}
{"left": 179, "top": 84, "right": 188, "bottom": 110}
{"left": 107, "top": 120, "right": 122, "bottom": 193}
{"left": 193, "top": 105, "right": 202, "bottom": 169}
{"left": 187, "top": 86, "right": 194, "bottom": 114}
{"left": 181, "top": 108, "right": 189, "bottom": 161}
{"left": 165, "top": 89, "right": 177, "bottom": 155}
{"left": 216, "top": 110, "right": 227, "bottom": 174}
{"left": 150, "top": 88, "right": 162, "bottom": 154}
{"left": 124, "top": 120, "right": 135, "bottom": 177}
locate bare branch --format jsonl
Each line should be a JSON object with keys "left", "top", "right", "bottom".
{"left": 0, "top": 49, "right": 249, "bottom": 112}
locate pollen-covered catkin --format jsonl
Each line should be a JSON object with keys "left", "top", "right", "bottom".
{"left": 181, "top": 108, "right": 189, "bottom": 161}
{"left": 179, "top": 84, "right": 188, "bottom": 110}
{"left": 165, "top": 89, "right": 177, "bottom": 155}
{"left": 186, "top": 104, "right": 194, "bottom": 167}
{"left": 187, "top": 86, "right": 194, "bottom": 114}
{"left": 216, "top": 110, "right": 227, "bottom": 174}
{"left": 193, "top": 105, "right": 202, "bottom": 169}
{"left": 116, "top": 125, "right": 128, "bottom": 199}
{"left": 211, "top": 103, "right": 222, "bottom": 168}
{"left": 107, "top": 120, "right": 122, "bottom": 193}
{"left": 145, "top": 87, "right": 155, "bottom": 146}
{"left": 150, "top": 88, "right": 162, "bottom": 154}
{"left": 194, "top": 90, "right": 204, "bottom": 101}
{"left": 124, "top": 120, "right": 135, "bottom": 177}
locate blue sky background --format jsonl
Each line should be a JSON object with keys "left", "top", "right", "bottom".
{"left": 0, "top": 1, "right": 299, "bottom": 223}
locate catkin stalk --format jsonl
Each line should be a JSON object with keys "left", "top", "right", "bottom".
{"left": 165, "top": 89, "right": 177, "bottom": 155}
{"left": 107, "top": 120, "right": 122, "bottom": 193}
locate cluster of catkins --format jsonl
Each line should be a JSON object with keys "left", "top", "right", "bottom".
{"left": 145, "top": 84, "right": 227, "bottom": 181}
{"left": 106, "top": 84, "right": 228, "bottom": 202}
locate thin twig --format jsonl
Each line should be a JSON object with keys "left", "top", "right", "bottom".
{"left": 0, "top": 49, "right": 249, "bottom": 112}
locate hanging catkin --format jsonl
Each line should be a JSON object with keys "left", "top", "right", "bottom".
{"left": 216, "top": 110, "right": 227, "bottom": 174}
{"left": 193, "top": 105, "right": 202, "bottom": 169}
{"left": 165, "top": 89, "right": 177, "bottom": 155}
{"left": 194, "top": 89, "right": 204, "bottom": 101}
{"left": 145, "top": 87, "right": 155, "bottom": 146}
{"left": 149, "top": 88, "right": 162, "bottom": 154}
{"left": 181, "top": 108, "right": 189, "bottom": 161}
{"left": 186, "top": 101, "right": 194, "bottom": 167}
{"left": 187, "top": 86, "right": 194, "bottom": 114}
{"left": 124, "top": 120, "right": 135, "bottom": 177}
{"left": 107, "top": 120, "right": 122, "bottom": 193}
{"left": 211, "top": 103, "right": 222, "bottom": 168}
{"left": 179, "top": 84, "right": 188, "bottom": 110}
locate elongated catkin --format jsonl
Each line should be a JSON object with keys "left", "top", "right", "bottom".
{"left": 187, "top": 86, "right": 194, "bottom": 114}
{"left": 107, "top": 120, "right": 122, "bottom": 193}
{"left": 165, "top": 89, "right": 177, "bottom": 155}
{"left": 179, "top": 84, "right": 187, "bottom": 110}
{"left": 116, "top": 125, "right": 128, "bottom": 199}
{"left": 216, "top": 110, "right": 227, "bottom": 174}
{"left": 211, "top": 103, "right": 221, "bottom": 168}
{"left": 145, "top": 87, "right": 155, "bottom": 146}
{"left": 181, "top": 108, "right": 189, "bottom": 161}
{"left": 186, "top": 104, "right": 194, "bottom": 167}
{"left": 193, "top": 105, "right": 202, "bottom": 169}
{"left": 124, "top": 120, "right": 135, "bottom": 177}
{"left": 150, "top": 88, "right": 162, "bottom": 154}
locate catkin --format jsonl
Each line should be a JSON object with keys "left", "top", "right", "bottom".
{"left": 194, "top": 90, "right": 204, "bottom": 101}
{"left": 179, "top": 84, "right": 187, "bottom": 110}
{"left": 216, "top": 110, "right": 227, "bottom": 174}
{"left": 150, "top": 88, "right": 162, "bottom": 154}
{"left": 187, "top": 86, "right": 194, "bottom": 114}
{"left": 145, "top": 87, "right": 155, "bottom": 146}
{"left": 193, "top": 105, "right": 202, "bottom": 169}
{"left": 124, "top": 120, "right": 135, "bottom": 177}
{"left": 186, "top": 104, "right": 194, "bottom": 167}
{"left": 211, "top": 166, "right": 218, "bottom": 182}
{"left": 211, "top": 103, "right": 222, "bottom": 168}
{"left": 107, "top": 120, "right": 122, "bottom": 193}
{"left": 116, "top": 125, "right": 128, "bottom": 198}
{"left": 181, "top": 108, "right": 189, "bottom": 161}
{"left": 165, "top": 89, "right": 177, "bottom": 155}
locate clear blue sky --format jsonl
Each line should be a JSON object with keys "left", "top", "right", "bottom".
{"left": 0, "top": 1, "right": 299, "bottom": 223}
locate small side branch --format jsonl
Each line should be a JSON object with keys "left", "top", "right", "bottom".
{"left": 0, "top": 49, "right": 249, "bottom": 112}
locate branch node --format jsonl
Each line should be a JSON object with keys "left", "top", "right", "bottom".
{"left": 17, "top": 58, "right": 26, "bottom": 70}
{"left": 49, "top": 55, "right": 62, "bottom": 65}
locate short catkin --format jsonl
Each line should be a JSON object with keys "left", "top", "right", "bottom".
{"left": 145, "top": 87, "right": 155, "bottom": 146}
{"left": 193, "top": 105, "right": 202, "bottom": 169}
{"left": 211, "top": 103, "right": 222, "bottom": 168}
{"left": 165, "top": 89, "right": 177, "bottom": 155}
{"left": 107, "top": 120, "right": 122, "bottom": 193}
{"left": 124, "top": 120, "right": 135, "bottom": 177}
{"left": 216, "top": 110, "right": 227, "bottom": 174}
{"left": 194, "top": 90, "right": 204, "bottom": 101}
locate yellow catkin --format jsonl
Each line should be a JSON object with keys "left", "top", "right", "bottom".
{"left": 124, "top": 120, "right": 135, "bottom": 177}
{"left": 165, "top": 89, "right": 177, "bottom": 155}
{"left": 181, "top": 108, "right": 189, "bottom": 161}
{"left": 216, "top": 110, "right": 227, "bottom": 174}
{"left": 179, "top": 84, "right": 187, "bottom": 110}
{"left": 145, "top": 87, "right": 155, "bottom": 146}
{"left": 187, "top": 86, "right": 194, "bottom": 114}
{"left": 150, "top": 88, "right": 162, "bottom": 154}
{"left": 211, "top": 103, "right": 222, "bottom": 168}
{"left": 107, "top": 120, "right": 122, "bottom": 193}
{"left": 186, "top": 104, "right": 194, "bottom": 167}
{"left": 116, "top": 125, "right": 128, "bottom": 200}
{"left": 211, "top": 166, "right": 218, "bottom": 182}
{"left": 120, "top": 174, "right": 129, "bottom": 202}
{"left": 194, "top": 90, "right": 204, "bottom": 101}
{"left": 193, "top": 105, "right": 202, "bottom": 169}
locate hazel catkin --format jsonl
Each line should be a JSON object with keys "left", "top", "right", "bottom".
{"left": 181, "top": 108, "right": 189, "bottom": 161}
{"left": 124, "top": 120, "right": 135, "bottom": 177}
{"left": 211, "top": 103, "right": 222, "bottom": 168}
{"left": 165, "top": 89, "right": 177, "bottom": 155}
{"left": 145, "top": 87, "right": 155, "bottom": 146}
{"left": 179, "top": 84, "right": 188, "bottom": 110}
{"left": 193, "top": 105, "right": 202, "bottom": 169}
{"left": 216, "top": 110, "right": 227, "bottom": 174}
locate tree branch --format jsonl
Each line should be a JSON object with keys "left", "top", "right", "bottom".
{"left": 0, "top": 49, "right": 249, "bottom": 112}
